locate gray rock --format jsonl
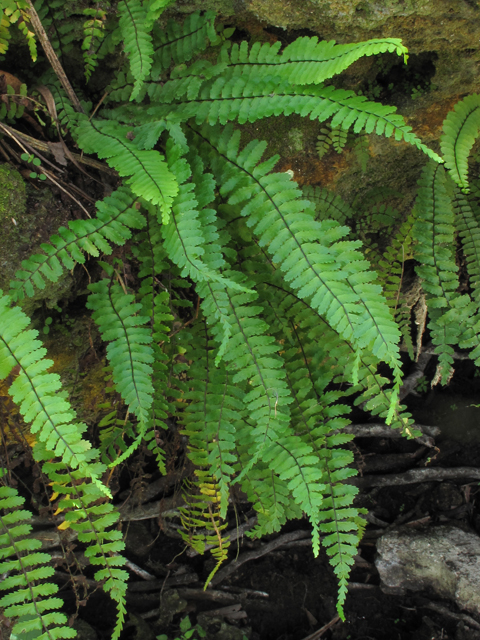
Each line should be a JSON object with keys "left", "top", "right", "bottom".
{"left": 376, "top": 524, "right": 480, "bottom": 616}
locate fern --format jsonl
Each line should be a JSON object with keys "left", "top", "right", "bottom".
{"left": 9, "top": 187, "right": 145, "bottom": 301}
{"left": 86, "top": 262, "right": 156, "bottom": 465}
{"left": 82, "top": 8, "right": 106, "bottom": 82}
{"left": 0, "top": 6, "right": 464, "bottom": 631}
{"left": 199, "top": 125, "right": 404, "bottom": 416}
{"left": 76, "top": 118, "right": 178, "bottom": 221}
{"left": 118, "top": 0, "right": 154, "bottom": 100}
{"left": 150, "top": 11, "right": 219, "bottom": 80}
{"left": 0, "top": 485, "right": 76, "bottom": 640}
{"left": 440, "top": 93, "right": 480, "bottom": 192}
{"left": 0, "top": 0, "right": 37, "bottom": 60}
{"left": 179, "top": 468, "right": 230, "bottom": 586}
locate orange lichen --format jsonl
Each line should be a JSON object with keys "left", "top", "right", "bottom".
{"left": 410, "top": 96, "right": 462, "bottom": 140}
{"left": 278, "top": 151, "right": 352, "bottom": 188}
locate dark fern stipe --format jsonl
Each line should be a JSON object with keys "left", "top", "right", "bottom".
{"left": 2, "top": 1, "right": 480, "bottom": 635}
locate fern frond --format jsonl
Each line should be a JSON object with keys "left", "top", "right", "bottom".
{"left": 0, "top": 290, "right": 109, "bottom": 495}
{"left": 452, "top": 188, "right": 480, "bottom": 306}
{"left": 440, "top": 93, "right": 480, "bottom": 192}
{"left": 118, "top": 0, "right": 154, "bottom": 100}
{"left": 180, "top": 468, "right": 230, "bottom": 585}
{"left": 37, "top": 458, "right": 128, "bottom": 640}
{"left": 0, "top": 0, "right": 37, "bottom": 60}
{"left": 9, "top": 187, "right": 144, "bottom": 302}
{"left": 199, "top": 125, "right": 403, "bottom": 417}
{"left": 303, "top": 185, "right": 355, "bottom": 226}
{"left": 82, "top": 8, "right": 106, "bottom": 82}
{"left": 147, "top": 79, "right": 441, "bottom": 162}
{"left": 413, "top": 162, "right": 475, "bottom": 381}
{"left": 0, "top": 486, "right": 76, "bottom": 640}
{"left": 219, "top": 36, "right": 408, "bottom": 85}
{"left": 86, "top": 263, "right": 154, "bottom": 464}
{"left": 135, "top": 210, "right": 173, "bottom": 474}
{"left": 181, "top": 322, "right": 243, "bottom": 514}
{"left": 76, "top": 118, "right": 178, "bottom": 221}
{"left": 150, "top": 11, "right": 218, "bottom": 80}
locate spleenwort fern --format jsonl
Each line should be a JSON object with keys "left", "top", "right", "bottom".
{"left": 4, "top": 4, "right": 480, "bottom": 634}
{"left": 0, "top": 485, "right": 76, "bottom": 640}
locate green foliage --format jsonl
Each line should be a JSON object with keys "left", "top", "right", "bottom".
{"left": 0, "top": 0, "right": 36, "bottom": 60}
{"left": 0, "top": 486, "right": 76, "bottom": 640}
{"left": 82, "top": 8, "right": 106, "bottom": 82}
{"left": 4, "top": 5, "right": 480, "bottom": 637}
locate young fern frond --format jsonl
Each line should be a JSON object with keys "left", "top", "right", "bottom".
{"left": 440, "top": 93, "right": 480, "bottom": 192}
{"left": 0, "top": 486, "right": 76, "bottom": 640}
{"left": 9, "top": 187, "right": 144, "bottom": 302}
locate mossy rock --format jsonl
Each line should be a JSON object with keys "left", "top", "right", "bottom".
{"left": 0, "top": 164, "right": 74, "bottom": 315}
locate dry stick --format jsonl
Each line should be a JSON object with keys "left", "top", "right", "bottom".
{"left": 424, "top": 601, "right": 480, "bottom": 631}
{"left": 10, "top": 127, "right": 117, "bottom": 175}
{"left": 25, "top": 0, "right": 84, "bottom": 114}
{"left": 350, "top": 466, "right": 480, "bottom": 490}
{"left": 299, "top": 615, "right": 341, "bottom": 640}
{"left": 343, "top": 422, "right": 440, "bottom": 448}
{"left": 210, "top": 530, "right": 311, "bottom": 587}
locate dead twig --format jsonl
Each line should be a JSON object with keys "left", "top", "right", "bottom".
{"left": 343, "top": 422, "right": 439, "bottom": 448}
{"left": 25, "top": 0, "right": 84, "bottom": 114}
{"left": 424, "top": 601, "right": 480, "bottom": 630}
{"left": 350, "top": 467, "right": 480, "bottom": 489}
{"left": 299, "top": 615, "right": 340, "bottom": 640}
{"left": 210, "top": 530, "right": 311, "bottom": 587}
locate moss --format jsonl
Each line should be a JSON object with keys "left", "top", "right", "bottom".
{"left": 0, "top": 170, "right": 74, "bottom": 314}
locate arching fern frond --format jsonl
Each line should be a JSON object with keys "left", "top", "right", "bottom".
{"left": 440, "top": 93, "right": 480, "bottom": 192}
{"left": 0, "top": 290, "right": 109, "bottom": 495}
{"left": 0, "top": 485, "right": 76, "bottom": 640}
{"left": 147, "top": 80, "right": 442, "bottom": 162}
{"left": 9, "top": 187, "right": 144, "bottom": 302}
{"left": 218, "top": 37, "right": 408, "bottom": 85}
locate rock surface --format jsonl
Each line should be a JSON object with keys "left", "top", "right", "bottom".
{"left": 376, "top": 524, "right": 480, "bottom": 616}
